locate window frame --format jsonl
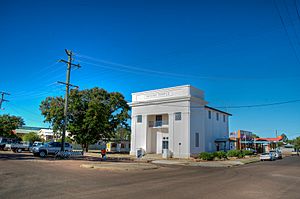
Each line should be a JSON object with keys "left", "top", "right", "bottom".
{"left": 175, "top": 112, "right": 182, "bottom": 121}
{"left": 137, "top": 115, "right": 142, "bottom": 123}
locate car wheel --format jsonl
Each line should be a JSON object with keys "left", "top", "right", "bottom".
{"left": 16, "top": 148, "right": 22, "bottom": 153}
{"left": 39, "top": 151, "right": 47, "bottom": 158}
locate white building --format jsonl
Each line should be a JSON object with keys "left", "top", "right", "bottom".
{"left": 129, "top": 85, "right": 231, "bottom": 158}
{"left": 38, "top": 129, "right": 71, "bottom": 141}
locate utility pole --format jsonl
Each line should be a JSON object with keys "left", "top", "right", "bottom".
{"left": 0, "top": 91, "right": 10, "bottom": 110}
{"left": 58, "top": 49, "right": 80, "bottom": 151}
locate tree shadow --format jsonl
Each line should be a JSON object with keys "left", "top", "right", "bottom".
{"left": 0, "top": 151, "right": 133, "bottom": 162}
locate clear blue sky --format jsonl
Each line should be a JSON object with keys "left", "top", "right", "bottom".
{"left": 1, "top": 0, "right": 300, "bottom": 138}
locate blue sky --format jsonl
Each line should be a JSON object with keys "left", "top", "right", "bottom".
{"left": 1, "top": 0, "right": 300, "bottom": 138}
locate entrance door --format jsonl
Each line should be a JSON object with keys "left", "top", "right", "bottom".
{"left": 162, "top": 137, "right": 169, "bottom": 153}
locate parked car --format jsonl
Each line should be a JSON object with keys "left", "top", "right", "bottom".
{"left": 11, "top": 141, "right": 32, "bottom": 153}
{"left": 32, "top": 141, "right": 72, "bottom": 157}
{"left": 269, "top": 149, "right": 282, "bottom": 159}
{"left": 244, "top": 148, "right": 257, "bottom": 154}
{"left": 291, "top": 150, "right": 299, "bottom": 156}
{"left": 0, "top": 137, "right": 18, "bottom": 150}
{"left": 29, "top": 141, "right": 43, "bottom": 152}
{"left": 260, "top": 152, "right": 276, "bottom": 161}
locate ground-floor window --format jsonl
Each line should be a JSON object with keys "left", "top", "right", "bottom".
{"left": 195, "top": 132, "right": 199, "bottom": 147}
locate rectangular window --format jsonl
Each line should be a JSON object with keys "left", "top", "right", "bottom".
{"left": 175, "top": 112, "right": 181, "bottom": 121}
{"left": 195, "top": 133, "right": 199, "bottom": 147}
{"left": 156, "top": 115, "right": 162, "bottom": 121}
{"left": 156, "top": 115, "right": 162, "bottom": 126}
{"left": 137, "top": 115, "right": 142, "bottom": 123}
{"left": 223, "top": 115, "right": 226, "bottom": 122}
{"left": 208, "top": 110, "right": 211, "bottom": 119}
{"left": 216, "top": 113, "right": 219, "bottom": 121}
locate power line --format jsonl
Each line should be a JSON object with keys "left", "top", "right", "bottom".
{"left": 215, "top": 99, "right": 300, "bottom": 109}
{"left": 273, "top": 0, "right": 300, "bottom": 65}
{"left": 295, "top": 0, "right": 300, "bottom": 21}
{"left": 75, "top": 53, "right": 300, "bottom": 80}
{"left": 282, "top": 0, "right": 300, "bottom": 45}
{"left": 129, "top": 99, "right": 300, "bottom": 109}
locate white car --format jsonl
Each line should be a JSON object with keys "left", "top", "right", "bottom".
{"left": 260, "top": 152, "right": 276, "bottom": 161}
{"left": 269, "top": 149, "right": 282, "bottom": 159}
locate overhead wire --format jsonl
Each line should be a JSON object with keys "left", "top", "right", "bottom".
{"left": 75, "top": 52, "right": 300, "bottom": 80}
{"left": 129, "top": 99, "right": 300, "bottom": 109}
{"left": 273, "top": 0, "right": 300, "bottom": 65}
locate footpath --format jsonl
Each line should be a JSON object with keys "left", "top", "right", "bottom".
{"left": 81, "top": 152, "right": 260, "bottom": 170}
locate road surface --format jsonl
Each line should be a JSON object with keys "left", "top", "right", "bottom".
{"left": 1, "top": 151, "right": 299, "bottom": 199}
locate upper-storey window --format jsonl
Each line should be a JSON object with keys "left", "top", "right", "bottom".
{"left": 208, "top": 110, "right": 211, "bottom": 119}
{"left": 216, "top": 112, "right": 219, "bottom": 121}
{"left": 175, "top": 112, "right": 181, "bottom": 121}
{"left": 223, "top": 115, "right": 226, "bottom": 122}
{"left": 137, "top": 115, "right": 142, "bottom": 123}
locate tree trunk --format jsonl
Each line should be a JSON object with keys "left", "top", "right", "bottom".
{"left": 85, "top": 143, "right": 89, "bottom": 152}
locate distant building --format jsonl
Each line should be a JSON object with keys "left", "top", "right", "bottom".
{"left": 38, "top": 129, "right": 71, "bottom": 141}
{"left": 106, "top": 140, "right": 130, "bottom": 153}
{"left": 255, "top": 136, "right": 283, "bottom": 153}
{"left": 13, "top": 126, "right": 48, "bottom": 137}
{"left": 129, "top": 85, "right": 232, "bottom": 158}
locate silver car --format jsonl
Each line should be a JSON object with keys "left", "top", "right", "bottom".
{"left": 260, "top": 152, "right": 276, "bottom": 161}
{"left": 269, "top": 149, "right": 282, "bottom": 159}
{"left": 32, "top": 141, "right": 72, "bottom": 157}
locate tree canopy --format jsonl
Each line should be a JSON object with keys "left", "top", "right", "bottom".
{"left": 22, "top": 132, "right": 41, "bottom": 143}
{"left": 0, "top": 114, "right": 24, "bottom": 137}
{"left": 40, "top": 87, "right": 130, "bottom": 152}
{"left": 39, "top": 96, "right": 64, "bottom": 133}
{"left": 292, "top": 137, "right": 300, "bottom": 150}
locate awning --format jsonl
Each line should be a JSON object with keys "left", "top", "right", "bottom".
{"left": 215, "top": 138, "right": 228, "bottom": 142}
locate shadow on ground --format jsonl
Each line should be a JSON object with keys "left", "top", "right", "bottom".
{"left": 0, "top": 151, "right": 133, "bottom": 162}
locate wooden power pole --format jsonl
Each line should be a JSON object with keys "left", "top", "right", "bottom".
{"left": 58, "top": 49, "right": 80, "bottom": 151}
{"left": 0, "top": 91, "right": 10, "bottom": 110}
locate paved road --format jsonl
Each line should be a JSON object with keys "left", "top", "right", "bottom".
{"left": 1, "top": 152, "right": 300, "bottom": 199}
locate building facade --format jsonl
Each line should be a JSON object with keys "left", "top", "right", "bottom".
{"left": 129, "top": 85, "right": 231, "bottom": 158}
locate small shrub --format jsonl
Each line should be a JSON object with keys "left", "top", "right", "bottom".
{"left": 227, "top": 150, "right": 246, "bottom": 158}
{"left": 227, "top": 150, "right": 240, "bottom": 157}
{"left": 242, "top": 150, "right": 254, "bottom": 156}
{"left": 213, "top": 151, "right": 227, "bottom": 159}
{"left": 237, "top": 151, "right": 245, "bottom": 158}
{"left": 199, "top": 152, "right": 214, "bottom": 161}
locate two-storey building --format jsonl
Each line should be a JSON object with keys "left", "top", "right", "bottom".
{"left": 129, "top": 85, "right": 231, "bottom": 158}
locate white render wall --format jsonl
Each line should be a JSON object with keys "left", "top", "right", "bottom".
{"left": 130, "top": 100, "right": 191, "bottom": 158}
{"left": 129, "top": 85, "right": 230, "bottom": 158}
{"left": 204, "top": 108, "right": 229, "bottom": 152}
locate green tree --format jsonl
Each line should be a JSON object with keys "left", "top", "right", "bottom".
{"left": 114, "top": 126, "right": 131, "bottom": 141}
{"left": 68, "top": 88, "right": 130, "bottom": 152}
{"left": 40, "top": 87, "right": 130, "bottom": 152}
{"left": 56, "top": 136, "right": 73, "bottom": 143}
{"left": 39, "top": 96, "right": 64, "bottom": 134}
{"left": 0, "top": 114, "right": 24, "bottom": 137}
{"left": 293, "top": 137, "right": 300, "bottom": 150}
{"left": 22, "top": 132, "right": 41, "bottom": 143}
